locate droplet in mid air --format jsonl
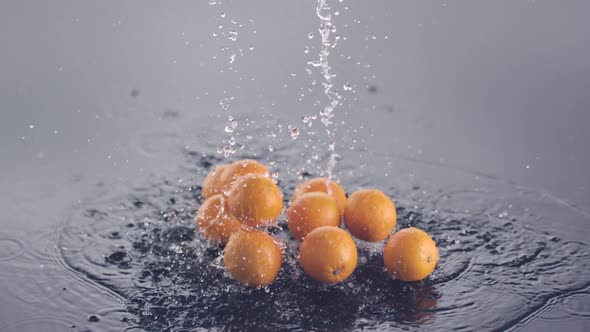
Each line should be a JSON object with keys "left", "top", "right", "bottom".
{"left": 288, "top": 125, "right": 300, "bottom": 139}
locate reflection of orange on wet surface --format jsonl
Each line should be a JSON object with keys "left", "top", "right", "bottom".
{"left": 291, "top": 177, "right": 347, "bottom": 215}
{"left": 287, "top": 192, "right": 341, "bottom": 241}
{"left": 383, "top": 227, "right": 439, "bottom": 281}
{"left": 228, "top": 173, "right": 283, "bottom": 227}
{"left": 344, "top": 189, "right": 397, "bottom": 242}
{"left": 223, "top": 228, "right": 282, "bottom": 287}
{"left": 299, "top": 226, "right": 358, "bottom": 284}
{"left": 195, "top": 194, "right": 241, "bottom": 245}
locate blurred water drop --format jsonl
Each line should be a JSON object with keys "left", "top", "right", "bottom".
{"left": 302, "top": 114, "right": 316, "bottom": 127}
{"left": 220, "top": 12, "right": 225, "bottom": 18}
{"left": 308, "top": 32, "right": 314, "bottom": 39}
{"left": 222, "top": 145, "right": 235, "bottom": 157}
{"left": 343, "top": 82, "right": 352, "bottom": 91}
{"left": 304, "top": 46, "right": 310, "bottom": 54}
{"left": 288, "top": 125, "right": 300, "bottom": 139}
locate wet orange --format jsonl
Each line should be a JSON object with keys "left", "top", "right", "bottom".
{"left": 383, "top": 227, "right": 439, "bottom": 281}
{"left": 227, "top": 173, "right": 283, "bottom": 227}
{"left": 344, "top": 189, "right": 396, "bottom": 242}
{"left": 299, "top": 226, "right": 358, "bottom": 284}
{"left": 202, "top": 164, "right": 230, "bottom": 199}
{"left": 223, "top": 228, "right": 282, "bottom": 287}
{"left": 291, "top": 177, "right": 347, "bottom": 215}
{"left": 219, "top": 159, "right": 268, "bottom": 193}
{"left": 195, "top": 194, "right": 242, "bottom": 246}
{"left": 287, "top": 192, "right": 340, "bottom": 241}
{"left": 202, "top": 159, "right": 268, "bottom": 199}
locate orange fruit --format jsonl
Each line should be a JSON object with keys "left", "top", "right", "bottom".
{"left": 202, "top": 159, "right": 268, "bottom": 199}
{"left": 291, "top": 177, "right": 347, "bottom": 215}
{"left": 219, "top": 159, "right": 269, "bottom": 194}
{"left": 223, "top": 228, "right": 282, "bottom": 287}
{"left": 202, "top": 164, "right": 230, "bottom": 199}
{"left": 299, "top": 226, "right": 358, "bottom": 284}
{"left": 287, "top": 192, "right": 340, "bottom": 241}
{"left": 383, "top": 227, "right": 439, "bottom": 281}
{"left": 195, "top": 194, "right": 242, "bottom": 246}
{"left": 344, "top": 189, "right": 396, "bottom": 242}
{"left": 227, "top": 173, "right": 283, "bottom": 227}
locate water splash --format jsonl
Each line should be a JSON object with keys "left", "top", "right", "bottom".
{"left": 309, "top": 0, "right": 341, "bottom": 180}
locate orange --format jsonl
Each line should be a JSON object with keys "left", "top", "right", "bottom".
{"left": 287, "top": 192, "right": 340, "bottom": 241}
{"left": 202, "top": 159, "right": 268, "bottom": 199}
{"left": 202, "top": 164, "right": 230, "bottom": 199}
{"left": 223, "top": 228, "right": 282, "bottom": 287}
{"left": 383, "top": 227, "right": 439, "bottom": 281}
{"left": 218, "top": 159, "right": 269, "bottom": 194}
{"left": 291, "top": 177, "right": 347, "bottom": 215}
{"left": 343, "top": 189, "right": 396, "bottom": 242}
{"left": 227, "top": 173, "right": 283, "bottom": 227}
{"left": 195, "top": 194, "right": 242, "bottom": 245}
{"left": 299, "top": 226, "right": 358, "bottom": 284}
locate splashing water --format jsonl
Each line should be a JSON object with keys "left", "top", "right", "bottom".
{"left": 309, "top": 0, "right": 341, "bottom": 180}
{"left": 54, "top": 116, "right": 590, "bottom": 331}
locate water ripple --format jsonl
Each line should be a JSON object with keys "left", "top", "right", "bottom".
{"left": 56, "top": 116, "right": 590, "bottom": 331}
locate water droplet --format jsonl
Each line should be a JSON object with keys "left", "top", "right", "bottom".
{"left": 29, "top": 124, "right": 35, "bottom": 129}
{"left": 343, "top": 82, "right": 352, "bottom": 91}
{"left": 249, "top": 45, "right": 255, "bottom": 51}
{"left": 288, "top": 125, "right": 300, "bottom": 139}
{"left": 222, "top": 145, "right": 235, "bottom": 157}
{"left": 290, "top": 72, "right": 296, "bottom": 77}
{"left": 229, "top": 54, "right": 236, "bottom": 63}
{"left": 308, "top": 32, "right": 314, "bottom": 39}
{"left": 304, "top": 46, "right": 310, "bottom": 54}
{"left": 220, "top": 11, "right": 225, "bottom": 18}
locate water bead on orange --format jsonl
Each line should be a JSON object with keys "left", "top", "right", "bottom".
{"left": 202, "top": 159, "right": 268, "bottom": 199}
{"left": 344, "top": 189, "right": 397, "bottom": 242}
{"left": 218, "top": 159, "right": 268, "bottom": 194}
{"left": 299, "top": 226, "right": 358, "bottom": 284}
{"left": 228, "top": 173, "right": 283, "bottom": 227}
{"left": 223, "top": 228, "right": 283, "bottom": 287}
{"left": 195, "top": 194, "right": 241, "bottom": 245}
{"left": 383, "top": 227, "right": 439, "bottom": 282}
{"left": 291, "top": 177, "right": 347, "bottom": 215}
{"left": 287, "top": 192, "right": 340, "bottom": 241}
{"left": 202, "top": 164, "right": 230, "bottom": 199}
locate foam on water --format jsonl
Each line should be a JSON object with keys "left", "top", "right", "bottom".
{"left": 56, "top": 116, "right": 590, "bottom": 331}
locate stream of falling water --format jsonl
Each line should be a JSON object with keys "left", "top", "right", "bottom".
{"left": 309, "top": 0, "right": 341, "bottom": 180}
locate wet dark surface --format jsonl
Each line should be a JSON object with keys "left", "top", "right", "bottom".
{"left": 1, "top": 1, "right": 590, "bottom": 331}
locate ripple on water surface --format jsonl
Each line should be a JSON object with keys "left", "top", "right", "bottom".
{"left": 57, "top": 118, "right": 590, "bottom": 331}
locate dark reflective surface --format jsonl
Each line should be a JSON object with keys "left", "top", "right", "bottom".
{"left": 1, "top": 1, "right": 590, "bottom": 331}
